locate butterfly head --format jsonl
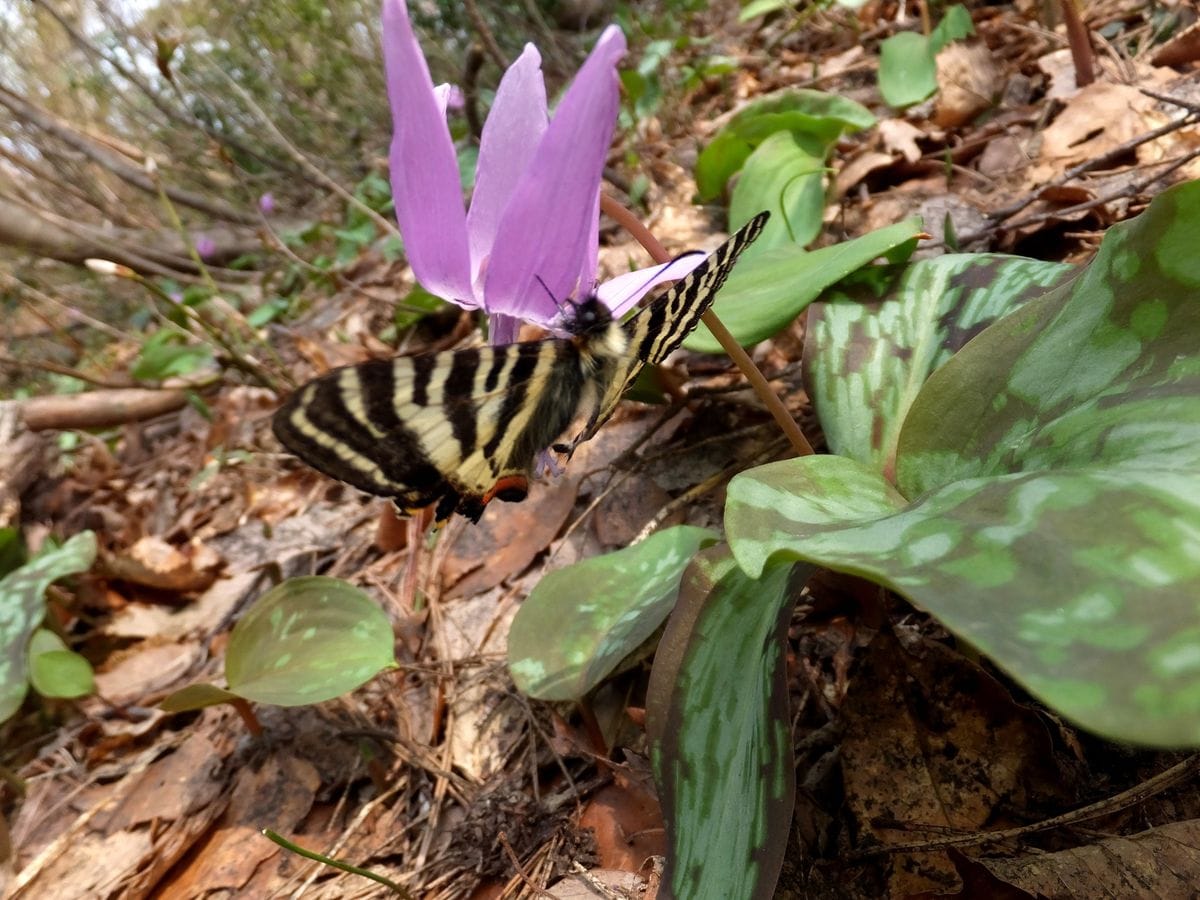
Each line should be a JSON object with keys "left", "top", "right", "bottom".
{"left": 566, "top": 296, "right": 627, "bottom": 362}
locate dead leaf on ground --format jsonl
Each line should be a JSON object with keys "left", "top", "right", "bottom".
{"left": 934, "top": 42, "right": 1000, "bottom": 128}
{"left": 105, "top": 535, "right": 222, "bottom": 594}
{"left": 93, "top": 639, "right": 203, "bottom": 705}
{"left": 840, "top": 630, "right": 1064, "bottom": 897}
{"left": 979, "top": 817, "right": 1200, "bottom": 897}
{"left": 158, "top": 753, "right": 320, "bottom": 896}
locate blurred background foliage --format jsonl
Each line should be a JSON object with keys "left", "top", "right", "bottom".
{"left": 1, "top": 0, "right": 721, "bottom": 394}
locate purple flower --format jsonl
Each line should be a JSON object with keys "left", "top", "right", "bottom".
{"left": 381, "top": 0, "right": 693, "bottom": 345}
{"left": 259, "top": 193, "right": 276, "bottom": 215}
{"left": 194, "top": 235, "right": 217, "bottom": 259}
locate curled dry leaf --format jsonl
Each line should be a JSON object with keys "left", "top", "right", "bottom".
{"left": 105, "top": 536, "right": 222, "bottom": 594}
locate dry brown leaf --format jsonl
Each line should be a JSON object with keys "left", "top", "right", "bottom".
{"left": 980, "top": 818, "right": 1200, "bottom": 897}
{"left": 93, "top": 640, "right": 202, "bottom": 705}
{"left": 105, "top": 535, "right": 222, "bottom": 594}
{"left": 157, "top": 754, "right": 320, "bottom": 896}
{"left": 878, "top": 119, "right": 925, "bottom": 164}
{"left": 840, "top": 631, "right": 1061, "bottom": 897}
{"left": 934, "top": 42, "right": 1000, "bottom": 128}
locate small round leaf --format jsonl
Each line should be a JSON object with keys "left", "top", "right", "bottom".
{"left": 226, "top": 576, "right": 396, "bottom": 707}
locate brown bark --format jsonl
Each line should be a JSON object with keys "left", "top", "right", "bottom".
{"left": 0, "top": 198, "right": 276, "bottom": 272}
{"left": 17, "top": 389, "right": 189, "bottom": 432}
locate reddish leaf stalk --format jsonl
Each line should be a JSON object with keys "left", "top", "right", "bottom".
{"left": 599, "top": 194, "right": 813, "bottom": 457}
{"left": 1059, "top": 0, "right": 1095, "bottom": 87}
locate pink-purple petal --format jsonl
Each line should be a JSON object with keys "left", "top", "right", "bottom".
{"left": 382, "top": 0, "right": 475, "bottom": 305}
{"left": 482, "top": 25, "right": 627, "bottom": 323}
{"left": 467, "top": 44, "right": 547, "bottom": 287}
{"left": 595, "top": 254, "right": 706, "bottom": 317}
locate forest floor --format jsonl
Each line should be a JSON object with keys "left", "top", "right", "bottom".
{"left": 4, "top": 0, "right": 1200, "bottom": 897}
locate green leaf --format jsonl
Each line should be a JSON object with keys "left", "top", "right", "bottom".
{"left": 930, "top": 4, "right": 975, "bottom": 53}
{"left": 729, "top": 132, "right": 826, "bottom": 253}
{"left": 508, "top": 526, "right": 717, "bottom": 700}
{"left": 160, "top": 682, "right": 242, "bottom": 712}
{"left": 729, "top": 181, "right": 1200, "bottom": 746}
{"left": 0, "top": 527, "right": 25, "bottom": 580}
{"left": 647, "top": 546, "right": 802, "bottom": 900}
{"left": 0, "top": 531, "right": 97, "bottom": 722}
{"left": 879, "top": 31, "right": 937, "bottom": 107}
{"left": 695, "top": 131, "right": 753, "bottom": 201}
{"left": 685, "top": 218, "right": 924, "bottom": 353}
{"left": 27, "top": 629, "right": 94, "bottom": 699}
{"left": 131, "top": 331, "right": 213, "bottom": 382}
{"left": 804, "top": 254, "right": 1073, "bottom": 472}
{"left": 694, "top": 90, "right": 874, "bottom": 200}
{"left": 738, "top": 0, "right": 793, "bottom": 22}
{"left": 225, "top": 576, "right": 396, "bottom": 706}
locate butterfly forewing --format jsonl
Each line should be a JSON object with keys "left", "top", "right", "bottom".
{"left": 577, "top": 210, "right": 770, "bottom": 444}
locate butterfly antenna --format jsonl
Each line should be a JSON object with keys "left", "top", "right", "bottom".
{"left": 535, "top": 275, "right": 575, "bottom": 318}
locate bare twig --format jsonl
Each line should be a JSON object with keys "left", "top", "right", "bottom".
{"left": 954, "top": 111, "right": 1200, "bottom": 245}
{"left": 214, "top": 71, "right": 401, "bottom": 243}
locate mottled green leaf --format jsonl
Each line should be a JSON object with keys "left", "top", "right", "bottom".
{"left": 729, "top": 132, "right": 826, "bottom": 253}
{"left": 508, "top": 526, "right": 717, "bottom": 701}
{"left": 27, "top": 629, "right": 94, "bottom": 699}
{"left": 805, "top": 254, "right": 1072, "bottom": 472}
{"left": 879, "top": 31, "right": 937, "bottom": 107}
{"left": 930, "top": 4, "right": 974, "bottom": 52}
{"left": 694, "top": 90, "right": 874, "bottom": 200}
{"left": 729, "top": 181, "right": 1200, "bottom": 746}
{"left": 686, "top": 218, "right": 923, "bottom": 353}
{"left": 647, "top": 546, "right": 802, "bottom": 900}
{"left": 0, "top": 531, "right": 96, "bottom": 722}
{"left": 225, "top": 576, "right": 396, "bottom": 706}
{"left": 159, "top": 682, "right": 242, "bottom": 712}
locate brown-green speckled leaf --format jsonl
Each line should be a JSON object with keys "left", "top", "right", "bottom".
{"left": 509, "top": 526, "right": 716, "bottom": 701}
{"left": 0, "top": 531, "right": 96, "bottom": 723}
{"left": 728, "top": 181, "right": 1200, "bottom": 746}
{"left": 225, "top": 576, "right": 396, "bottom": 706}
{"left": 646, "top": 545, "right": 804, "bottom": 900}
{"left": 805, "top": 253, "right": 1073, "bottom": 474}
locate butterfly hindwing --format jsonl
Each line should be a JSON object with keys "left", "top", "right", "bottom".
{"left": 273, "top": 339, "right": 589, "bottom": 520}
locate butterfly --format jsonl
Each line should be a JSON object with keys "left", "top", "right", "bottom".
{"left": 272, "top": 211, "right": 768, "bottom": 524}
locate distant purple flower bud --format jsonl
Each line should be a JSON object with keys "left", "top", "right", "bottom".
{"left": 259, "top": 193, "right": 276, "bottom": 215}
{"left": 194, "top": 235, "right": 217, "bottom": 259}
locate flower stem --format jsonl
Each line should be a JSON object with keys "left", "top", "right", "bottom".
{"left": 599, "top": 195, "right": 812, "bottom": 457}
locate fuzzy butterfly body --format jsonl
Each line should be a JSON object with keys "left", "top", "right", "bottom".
{"left": 272, "top": 211, "right": 768, "bottom": 524}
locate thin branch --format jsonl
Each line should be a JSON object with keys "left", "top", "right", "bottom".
{"left": 214, "top": 71, "right": 401, "bottom": 243}
{"left": 29, "top": 0, "right": 295, "bottom": 180}
{"left": 0, "top": 86, "right": 256, "bottom": 225}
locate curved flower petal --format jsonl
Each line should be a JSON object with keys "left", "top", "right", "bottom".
{"left": 382, "top": 0, "right": 474, "bottom": 304}
{"left": 467, "top": 44, "right": 547, "bottom": 287}
{"left": 594, "top": 253, "right": 706, "bottom": 317}
{"left": 482, "top": 25, "right": 627, "bottom": 323}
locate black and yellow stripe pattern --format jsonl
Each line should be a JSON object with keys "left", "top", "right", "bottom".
{"left": 272, "top": 211, "right": 768, "bottom": 524}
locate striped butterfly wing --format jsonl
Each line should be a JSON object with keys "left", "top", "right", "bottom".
{"left": 575, "top": 210, "right": 770, "bottom": 445}
{"left": 273, "top": 338, "right": 592, "bottom": 522}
